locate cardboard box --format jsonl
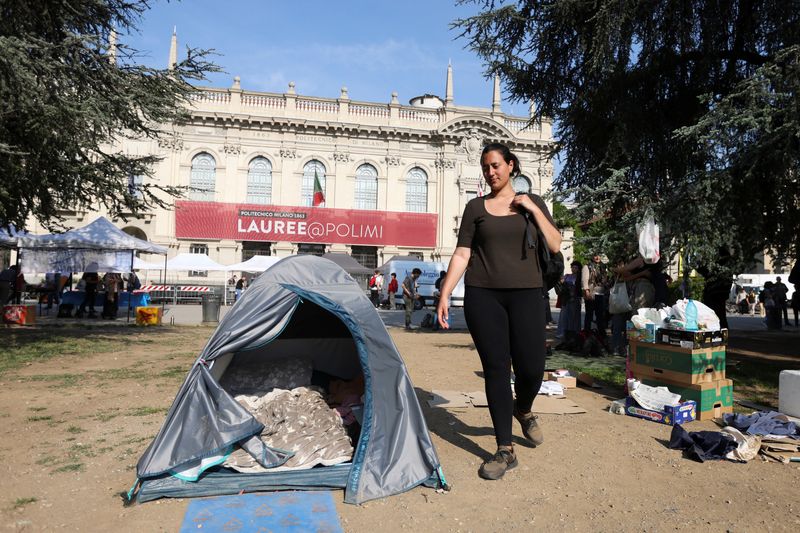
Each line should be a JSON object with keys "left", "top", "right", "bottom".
{"left": 657, "top": 328, "right": 728, "bottom": 350}
{"left": 543, "top": 371, "right": 577, "bottom": 388}
{"left": 3, "top": 304, "right": 36, "bottom": 325}
{"left": 630, "top": 340, "right": 726, "bottom": 385}
{"left": 625, "top": 397, "right": 697, "bottom": 425}
{"left": 642, "top": 377, "right": 734, "bottom": 421}
{"left": 135, "top": 306, "right": 162, "bottom": 326}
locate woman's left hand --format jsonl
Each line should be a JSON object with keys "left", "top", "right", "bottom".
{"left": 510, "top": 194, "right": 536, "bottom": 214}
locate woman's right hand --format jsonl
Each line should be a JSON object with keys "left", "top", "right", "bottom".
{"left": 436, "top": 294, "right": 450, "bottom": 330}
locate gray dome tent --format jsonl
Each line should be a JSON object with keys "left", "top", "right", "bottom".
{"left": 131, "top": 255, "right": 446, "bottom": 504}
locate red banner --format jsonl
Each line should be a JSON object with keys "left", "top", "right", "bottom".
{"left": 175, "top": 201, "right": 438, "bottom": 247}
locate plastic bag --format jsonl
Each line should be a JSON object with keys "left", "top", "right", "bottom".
{"left": 609, "top": 281, "right": 632, "bottom": 314}
{"left": 638, "top": 214, "right": 660, "bottom": 264}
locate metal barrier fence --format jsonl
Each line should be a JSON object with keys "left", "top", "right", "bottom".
{"left": 139, "top": 285, "right": 222, "bottom": 305}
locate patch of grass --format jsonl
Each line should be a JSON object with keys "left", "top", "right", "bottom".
{"left": 28, "top": 406, "right": 47, "bottom": 412}
{"left": 20, "top": 374, "right": 81, "bottom": 387}
{"left": 52, "top": 463, "right": 83, "bottom": 473}
{"left": 127, "top": 406, "right": 166, "bottom": 417}
{"left": 118, "top": 435, "right": 151, "bottom": 446}
{"left": 14, "top": 497, "right": 37, "bottom": 508}
{"left": 26, "top": 415, "right": 52, "bottom": 422}
{"left": 66, "top": 426, "right": 85, "bottom": 434}
{"left": 157, "top": 366, "right": 188, "bottom": 379}
{"left": 67, "top": 443, "right": 95, "bottom": 458}
{"left": 91, "top": 367, "right": 148, "bottom": 381}
{"left": 567, "top": 365, "right": 627, "bottom": 390}
{"left": 727, "top": 360, "right": 781, "bottom": 408}
{"left": 94, "top": 408, "right": 121, "bottom": 422}
{"left": 35, "top": 456, "right": 57, "bottom": 466}
{"left": 0, "top": 335, "right": 113, "bottom": 375}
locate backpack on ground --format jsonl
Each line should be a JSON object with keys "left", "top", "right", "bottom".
{"left": 420, "top": 313, "right": 434, "bottom": 329}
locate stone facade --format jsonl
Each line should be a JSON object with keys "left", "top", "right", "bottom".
{"left": 25, "top": 61, "right": 557, "bottom": 279}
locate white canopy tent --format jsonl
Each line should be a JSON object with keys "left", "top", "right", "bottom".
{"left": 224, "top": 255, "right": 282, "bottom": 272}
{"left": 17, "top": 217, "right": 167, "bottom": 274}
{"left": 165, "top": 253, "right": 227, "bottom": 272}
{"left": 133, "top": 257, "right": 166, "bottom": 271}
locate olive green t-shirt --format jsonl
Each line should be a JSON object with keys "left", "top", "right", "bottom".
{"left": 456, "top": 194, "right": 555, "bottom": 289}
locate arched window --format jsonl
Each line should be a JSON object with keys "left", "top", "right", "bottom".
{"left": 512, "top": 175, "right": 532, "bottom": 194}
{"left": 302, "top": 160, "right": 326, "bottom": 207}
{"left": 189, "top": 152, "right": 216, "bottom": 201}
{"left": 247, "top": 156, "right": 272, "bottom": 204}
{"left": 405, "top": 167, "right": 428, "bottom": 212}
{"left": 354, "top": 164, "right": 378, "bottom": 210}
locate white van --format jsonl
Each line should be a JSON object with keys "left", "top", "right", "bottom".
{"left": 380, "top": 256, "right": 465, "bottom": 309}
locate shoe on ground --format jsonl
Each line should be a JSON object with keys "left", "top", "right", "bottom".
{"left": 478, "top": 448, "right": 517, "bottom": 480}
{"left": 514, "top": 402, "right": 544, "bottom": 446}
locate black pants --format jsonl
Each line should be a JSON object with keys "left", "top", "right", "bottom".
{"left": 584, "top": 294, "right": 608, "bottom": 334}
{"left": 78, "top": 287, "right": 97, "bottom": 315}
{"left": 464, "top": 286, "right": 547, "bottom": 447}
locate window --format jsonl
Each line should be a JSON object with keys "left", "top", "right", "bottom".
{"left": 190, "top": 153, "right": 216, "bottom": 201}
{"left": 512, "top": 175, "right": 532, "bottom": 194}
{"left": 354, "top": 164, "right": 378, "bottom": 210}
{"left": 297, "top": 243, "right": 326, "bottom": 256}
{"left": 350, "top": 246, "right": 377, "bottom": 270}
{"left": 242, "top": 241, "right": 271, "bottom": 261}
{"left": 406, "top": 251, "right": 423, "bottom": 260}
{"left": 128, "top": 174, "right": 144, "bottom": 200}
{"left": 189, "top": 243, "right": 208, "bottom": 277}
{"left": 246, "top": 157, "right": 272, "bottom": 204}
{"left": 302, "top": 160, "right": 326, "bottom": 207}
{"left": 405, "top": 167, "right": 428, "bottom": 212}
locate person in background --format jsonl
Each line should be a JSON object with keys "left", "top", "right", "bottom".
{"left": 0, "top": 265, "right": 17, "bottom": 305}
{"left": 126, "top": 271, "right": 141, "bottom": 293}
{"left": 773, "top": 277, "right": 790, "bottom": 326}
{"left": 235, "top": 276, "right": 245, "bottom": 302}
{"left": 386, "top": 272, "right": 398, "bottom": 309}
{"left": 102, "top": 272, "right": 121, "bottom": 319}
{"left": 369, "top": 269, "right": 383, "bottom": 308}
{"left": 401, "top": 268, "right": 421, "bottom": 330}
{"left": 436, "top": 142, "right": 561, "bottom": 480}
{"left": 76, "top": 270, "right": 99, "bottom": 318}
{"left": 227, "top": 274, "right": 237, "bottom": 286}
{"left": 748, "top": 289, "right": 757, "bottom": 316}
{"left": 582, "top": 254, "right": 610, "bottom": 334}
{"left": 556, "top": 261, "right": 583, "bottom": 341}
{"left": 791, "top": 288, "right": 799, "bottom": 327}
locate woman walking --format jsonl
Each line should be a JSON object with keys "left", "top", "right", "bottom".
{"left": 436, "top": 143, "right": 561, "bottom": 480}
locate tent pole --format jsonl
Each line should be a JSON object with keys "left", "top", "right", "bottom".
{"left": 162, "top": 253, "right": 167, "bottom": 317}
{"left": 126, "top": 250, "right": 133, "bottom": 323}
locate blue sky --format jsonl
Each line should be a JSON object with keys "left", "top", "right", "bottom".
{"left": 123, "top": 0, "right": 531, "bottom": 116}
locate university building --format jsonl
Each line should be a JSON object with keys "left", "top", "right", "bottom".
{"left": 28, "top": 33, "right": 557, "bottom": 279}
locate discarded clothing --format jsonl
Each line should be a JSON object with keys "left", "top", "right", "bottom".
{"left": 669, "top": 424, "right": 737, "bottom": 462}
{"left": 723, "top": 411, "right": 800, "bottom": 439}
{"left": 721, "top": 427, "right": 762, "bottom": 462}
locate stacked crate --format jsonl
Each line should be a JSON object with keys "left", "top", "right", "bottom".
{"left": 629, "top": 329, "right": 733, "bottom": 421}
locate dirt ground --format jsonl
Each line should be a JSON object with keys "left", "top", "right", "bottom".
{"left": 1, "top": 325, "right": 799, "bottom": 532}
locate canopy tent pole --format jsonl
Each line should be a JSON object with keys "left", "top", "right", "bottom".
{"left": 126, "top": 250, "right": 134, "bottom": 323}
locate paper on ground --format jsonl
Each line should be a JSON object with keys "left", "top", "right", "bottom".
{"left": 428, "top": 390, "right": 471, "bottom": 408}
{"left": 533, "top": 395, "right": 586, "bottom": 415}
{"left": 538, "top": 381, "right": 565, "bottom": 396}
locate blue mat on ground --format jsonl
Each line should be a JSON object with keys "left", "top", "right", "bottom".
{"left": 179, "top": 491, "right": 344, "bottom": 533}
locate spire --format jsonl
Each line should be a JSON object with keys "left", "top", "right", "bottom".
{"left": 108, "top": 28, "right": 117, "bottom": 65}
{"left": 445, "top": 61, "right": 453, "bottom": 106}
{"left": 168, "top": 26, "right": 177, "bottom": 70}
{"left": 492, "top": 73, "right": 501, "bottom": 114}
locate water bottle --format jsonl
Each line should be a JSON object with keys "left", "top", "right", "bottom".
{"left": 685, "top": 299, "right": 698, "bottom": 331}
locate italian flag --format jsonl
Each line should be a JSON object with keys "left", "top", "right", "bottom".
{"left": 312, "top": 168, "right": 325, "bottom": 207}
